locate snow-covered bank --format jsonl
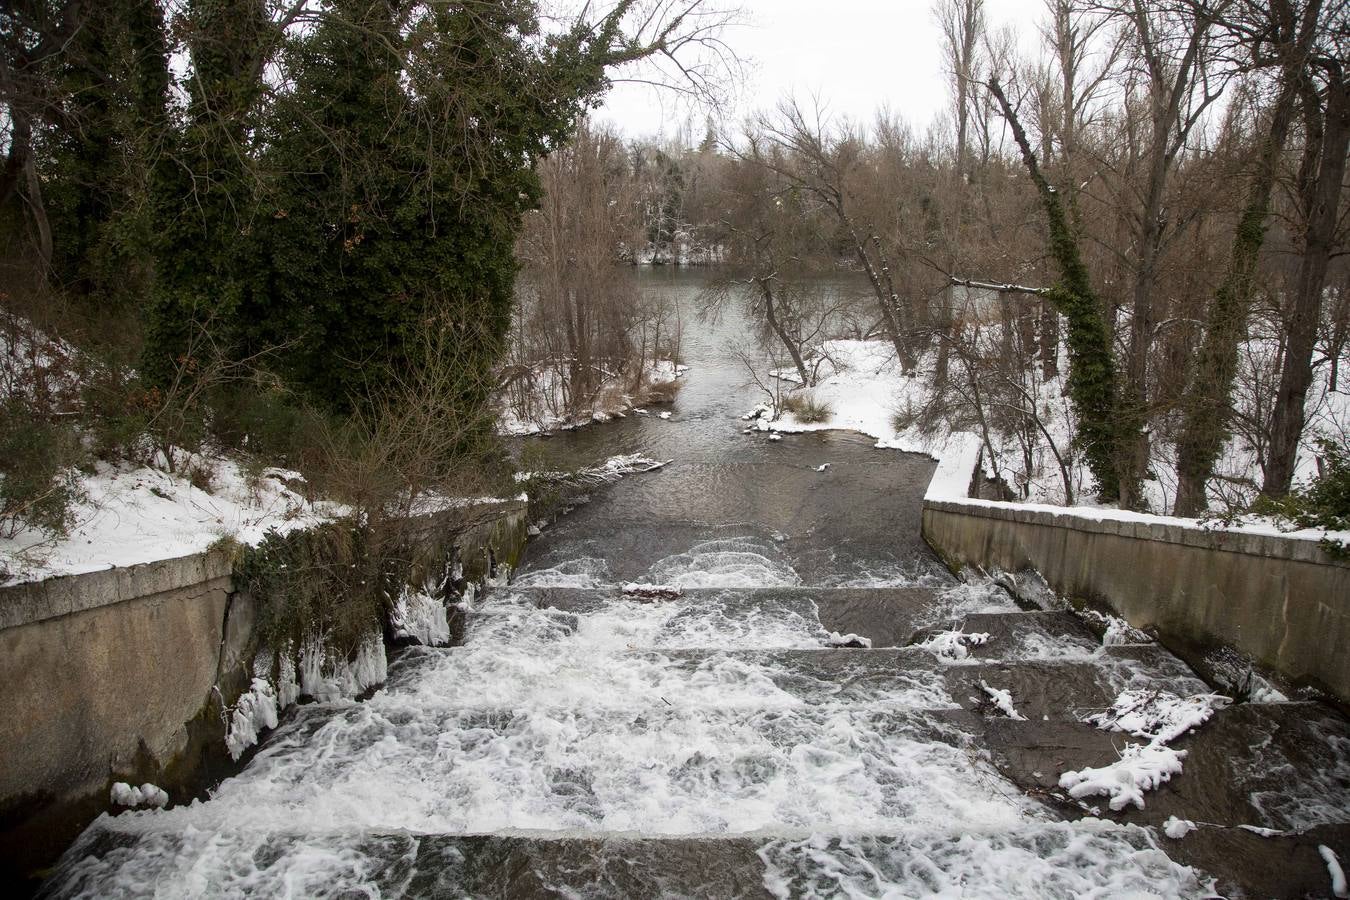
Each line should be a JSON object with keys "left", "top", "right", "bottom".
{"left": 497, "top": 357, "right": 688, "bottom": 436}
{"left": 0, "top": 454, "right": 343, "bottom": 586}
{"left": 755, "top": 338, "right": 1349, "bottom": 547}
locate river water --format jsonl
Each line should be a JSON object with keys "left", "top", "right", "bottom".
{"left": 41, "top": 269, "right": 1346, "bottom": 897}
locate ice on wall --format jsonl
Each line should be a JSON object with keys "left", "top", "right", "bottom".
{"left": 390, "top": 581, "right": 451, "bottom": 646}
{"left": 225, "top": 677, "right": 280, "bottom": 761}
{"left": 299, "top": 635, "right": 388, "bottom": 703}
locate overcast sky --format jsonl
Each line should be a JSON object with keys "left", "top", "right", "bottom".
{"left": 593, "top": 0, "right": 1048, "bottom": 141}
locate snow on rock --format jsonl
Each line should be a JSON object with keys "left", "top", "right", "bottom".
{"left": 979, "top": 680, "right": 1027, "bottom": 720}
{"left": 1162, "top": 816, "right": 1196, "bottom": 839}
{"left": 1076, "top": 609, "right": 1154, "bottom": 646}
{"left": 1322, "top": 845, "right": 1349, "bottom": 898}
{"left": 825, "top": 631, "right": 872, "bottom": 649}
{"left": 621, "top": 582, "right": 683, "bottom": 600}
{"left": 517, "top": 454, "right": 670, "bottom": 487}
{"left": 110, "top": 782, "right": 169, "bottom": 809}
{"left": 916, "top": 629, "right": 990, "bottom": 661}
{"left": 1239, "top": 825, "right": 1285, "bottom": 837}
{"left": 1085, "top": 690, "right": 1229, "bottom": 745}
{"left": 1059, "top": 744, "right": 1188, "bottom": 811}
{"left": 225, "top": 677, "right": 279, "bottom": 761}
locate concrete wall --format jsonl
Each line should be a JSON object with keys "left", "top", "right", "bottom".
{"left": 0, "top": 500, "right": 528, "bottom": 887}
{"left": 922, "top": 496, "right": 1350, "bottom": 705}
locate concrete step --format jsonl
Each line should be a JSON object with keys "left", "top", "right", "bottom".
{"left": 63, "top": 825, "right": 1345, "bottom": 899}
{"left": 978, "top": 700, "right": 1350, "bottom": 834}
{"left": 490, "top": 585, "right": 943, "bottom": 648}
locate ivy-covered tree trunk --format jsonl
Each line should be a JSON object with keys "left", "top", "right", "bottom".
{"left": 1265, "top": 62, "right": 1350, "bottom": 497}
{"left": 989, "top": 77, "right": 1122, "bottom": 500}
{"left": 1173, "top": 0, "right": 1319, "bottom": 516}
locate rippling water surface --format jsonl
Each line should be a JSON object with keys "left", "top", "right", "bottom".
{"left": 44, "top": 269, "right": 1228, "bottom": 899}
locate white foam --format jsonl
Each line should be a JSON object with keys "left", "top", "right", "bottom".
{"left": 758, "top": 823, "right": 1211, "bottom": 899}
{"left": 646, "top": 537, "right": 801, "bottom": 588}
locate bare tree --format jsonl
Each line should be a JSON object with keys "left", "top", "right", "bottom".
{"left": 1265, "top": 35, "right": 1350, "bottom": 495}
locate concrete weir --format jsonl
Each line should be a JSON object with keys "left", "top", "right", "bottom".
{"left": 921, "top": 473, "right": 1350, "bottom": 706}
{"left": 0, "top": 500, "right": 528, "bottom": 889}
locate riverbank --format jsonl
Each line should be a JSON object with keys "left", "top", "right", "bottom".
{"left": 759, "top": 337, "right": 1349, "bottom": 543}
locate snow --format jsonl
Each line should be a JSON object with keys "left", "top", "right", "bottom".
{"left": 516, "top": 454, "right": 670, "bottom": 487}
{"left": 1060, "top": 689, "right": 1226, "bottom": 811}
{"left": 1085, "top": 690, "right": 1230, "bottom": 745}
{"left": 755, "top": 338, "right": 1350, "bottom": 547}
{"left": 1239, "top": 825, "right": 1285, "bottom": 837}
{"left": 916, "top": 628, "right": 990, "bottom": 661}
{"left": 979, "top": 680, "right": 1027, "bottom": 720}
{"left": 496, "top": 357, "right": 686, "bottom": 436}
{"left": 1162, "top": 816, "right": 1195, "bottom": 839}
{"left": 110, "top": 782, "right": 169, "bottom": 810}
{"left": 1059, "top": 743, "right": 1188, "bottom": 811}
{"left": 1078, "top": 610, "right": 1154, "bottom": 646}
{"left": 1322, "top": 845, "right": 1349, "bottom": 898}
{"left": 0, "top": 454, "right": 344, "bottom": 586}
{"left": 824, "top": 631, "right": 873, "bottom": 648}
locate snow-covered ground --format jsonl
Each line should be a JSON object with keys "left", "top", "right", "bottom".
{"left": 0, "top": 453, "right": 344, "bottom": 586}
{"left": 497, "top": 357, "right": 688, "bottom": 436}
{"left": 757, "top": 338, "right": 1350, "bottom": 539}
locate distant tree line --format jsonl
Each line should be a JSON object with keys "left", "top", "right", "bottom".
{"left": 621, "top": 0, "right": 1347, "bottom": 516}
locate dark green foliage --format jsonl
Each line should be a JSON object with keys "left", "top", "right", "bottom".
{"left": 0, "top": 398, "right": 83, "bottom": 538}
{"left": 206, "top": 381, "right": 331, "bottom": 469}
{"left": 137, "top": 0, "right": 633, "bottom": 446}
{"left": 236, "top": 522, "right": 390, "bottom": 664}
{"left": 1253, "top": 437, "right": 1350, "bottom": 557}
{"left": 14, "top": 0, "right": 661, "bottom": 493}
{"left": 42, "top": 0, "right": 170, "bottom": 311}
{"left": 139, "top": 0, "right": 272, "bottom": 391}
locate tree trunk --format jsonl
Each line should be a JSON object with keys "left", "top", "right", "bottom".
{"left": 760, "top": 277, "right": 811, "bottom": 386}
{"left": 1173, "top": 3, "right": 1316, "bottom": 514}
{"left": 1039, "top": 298, "right": 1060, "bottom": 378}
{"left": 1264, "top": 64, "right": 1350, "bottom": 496}
{"left": 988, "top": 77, "right": 1123, "bottom": 500}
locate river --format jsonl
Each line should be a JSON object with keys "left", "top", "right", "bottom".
{"left": 40, "top": 268, "right": 1349, "bottom": 898}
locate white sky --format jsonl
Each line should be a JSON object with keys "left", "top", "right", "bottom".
{"left": 594, "top": 0, "right": 1048, "bottom": 142}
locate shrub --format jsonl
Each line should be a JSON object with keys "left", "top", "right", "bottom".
{"left": 0, "top": 399, "right": 84, "bottom": 538}
{"left": 782, "top": 391, "right": 833, "bottom": 424}
{"left": 644, "top": 376, "right": 684, "bottom": 405}
{"left": 1253, "top": 436, "right": 1350, "bottom": 557}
